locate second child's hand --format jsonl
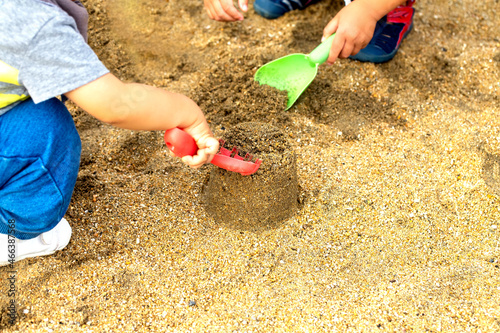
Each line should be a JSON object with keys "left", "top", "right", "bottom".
{"left": 204, "top": 0, "right": 248, "bottom": 21}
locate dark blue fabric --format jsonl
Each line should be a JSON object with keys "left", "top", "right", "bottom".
{"left": 350, "top": 17, "right": 413, "bottom": 63}
{"left": 254, "top": 0, "right": 322, "bottom": 19}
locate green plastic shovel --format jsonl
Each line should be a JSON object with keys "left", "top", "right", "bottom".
{"left": 254, "top": 33, "right": 336, "bottom": 110}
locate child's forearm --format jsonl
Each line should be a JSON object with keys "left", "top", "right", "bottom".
{"left": 104, "top": 83, "right": 205, "bottom": 131}
{"left": 355, "top": 0, "right": 407, "bottom": 20}
{"left": 66, "top": 73, "right": 205, "bottom": 132}
{"left": 66, "top": 73, "right": 218, "bottom": 167}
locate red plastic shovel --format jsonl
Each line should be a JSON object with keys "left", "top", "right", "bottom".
{"left": 164, "top": 128, "right": 262, "bottom": 176}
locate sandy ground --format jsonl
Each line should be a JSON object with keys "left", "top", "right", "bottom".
{"left": 1, "top": 0, "right": 500, "bottom": 331}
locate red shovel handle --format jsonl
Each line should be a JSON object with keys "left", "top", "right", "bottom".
{"left": 164, "top": 128, "right": 198, "bottom": 158}
{"left": 164, "top": 128, "right": 261, "bottom": 176}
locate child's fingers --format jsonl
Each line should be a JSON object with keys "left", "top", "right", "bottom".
{"left": 203, "top": 137, "right": 220, "bottom": 157}
{"left": 181, "top": 155, "right": 201, "bottom": 168}
{"left": 212, "top": 0, "right": 244, "bottom": 21}
{"left": 338, "top": 41, "right": 354, "bottom": 59}
{"left": 205, "top": 1, "right": 228, "bottom": 21}
{"left": 351, "top": 43, "right": 364, "bottom": 57}
{"left": 323, "top": 18, "right": 340, "bottom": 64}
{"left": 238, "top": 0, "right": 248, "bottom": 12}
{"left": 327, "top": 34, "right": 344, "bottom": 64}
{"left": 204, "top": 1, "right": 218, "bottom": 20}
{"left": 181, "top": 149, "right": 209, "bottom": 169}
{"left": 323, "top": 17, "right": 339, "bottom": 42}
{"left": 177, "top": 136, "right": 219, "bottom": 168}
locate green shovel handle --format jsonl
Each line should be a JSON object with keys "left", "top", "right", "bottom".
{"left": 308, "top": 33, "right": 336, "bottom": 65}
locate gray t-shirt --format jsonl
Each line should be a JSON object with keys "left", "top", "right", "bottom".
{"left": 41, "top": 0, "right": 89, "bottom": 41}
{"left": 0, "top": 0, "right": 109, "bottom": 116}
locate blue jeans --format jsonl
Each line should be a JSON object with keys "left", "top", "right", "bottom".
{"left": 0, "top": 98, "right": 81, "bottom": 239}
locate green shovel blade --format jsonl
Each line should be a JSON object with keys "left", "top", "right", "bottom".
{"left": 255, "top": 55, "right": 317, "bottom": 110}
{"left": 254, "top": 33, "right": 336, "bottom": 110}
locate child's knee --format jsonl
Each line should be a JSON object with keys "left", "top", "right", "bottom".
{"left": 13, "top": 98, "right": 81, "bottom": 165}
{"left": 0, "top": 157, "right": 70, "bottom": 238}
{"left": 29, "top": 98, "right": 81, "bottom": 147}
{"left": 1, "top": 98, "right": 81, "bottom": 157}
{"left": 0, "top": 98, "right": 81, "bottom": 238}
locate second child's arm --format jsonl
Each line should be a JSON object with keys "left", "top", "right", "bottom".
{"left": 65, "top": 73, "right": 219, "bottom": 168}
{"left": 323, "top": 0, "right": 407, "bottom": 64}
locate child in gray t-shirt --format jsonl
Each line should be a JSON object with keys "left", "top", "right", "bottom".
{"left": 0, "top": 0, "right": 218, "bottom": 266}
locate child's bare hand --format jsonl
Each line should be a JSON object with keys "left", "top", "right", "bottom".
{"left": 179, "top": 122, "right": 219, "bottom": 169}
{"left": 204, "top": 0, "right": 248, "bottom": 21}
{"left": 323, "top": 0, "right": 378, "bottom": 64}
